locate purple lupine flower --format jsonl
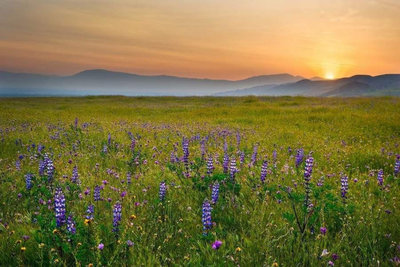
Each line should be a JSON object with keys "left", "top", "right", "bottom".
{"left": 108, "top": 133, "right": 111, "bottom": 145}
{"left": 98, "top": 243, "right": 104, "bottom": 250}
{"left": 200, "top": 139, "right": 206, "bottom": 160}
{"left": 38, "top": 144, "right": 45, "bottom": 154}
{"left": 202, "top": 199, "right": 212, "bottom": 235}
{"left": 112, "top": 202, "right": 122, "bottom": 233}
{"left": 44, "top": 153, "right": 54, "bottom": 181}
{"left": 102, "top": 145, "right": 108, "bottom": 154}
{"left": 182, "top": 137, "right": 190, "bottom": 177}
{"left": 377, "top": 169, "right": 384, "bottom": 186}
{"left": 239, "top": 151, "right": 245, "bottom": 165}
{"left": 170, "top": 150, "right": 176, "bottom": 163}
{"left": 341, "top": 175, "right": 348, "bottom": 200}
{"left": 223, "top": 153, "right": 229, "bottom": 174}
{"left": 211, "top": 181, "right": 220, "bottom": 204}
{"left": 71, "top": 165, "right": 80, "bottom": 184}
{"left": 250, "top": 144, "right": 258, "bottom": 166}
{"left": 16, "top": 160, "right": 21, "bottom": 171}
{"left": 229, "top": 157, "right": 237, "bottom": 181}
{"left": 39, "top": 160, "right": 45, "bottom": 176}
{"left": 94, "top": 186, "right": 101, "bottom": 201}
{"left": 304, "top": 154, "right": 314, "bottom": 209}
{"left": 159, "top": 181, "right": 166, "bottom": 202}
{"left": 54, "top": 188, "right": 66, "bottom": 227}
{"left": 260, "top": 158, "right": 268, "bottom": 183}
{"left": 212, "top": 240, "right": 222, "bottom": 250}
{"left": 86, "top": 204, "right": 94, "bottom": 220}
{"left": 130, "top": 136, "right": 136, "bottom": 152}
{"left": 207, "top": 154, "right": 214, "bottom": 176}
{"left": 25, "top": 173, "right": 33, "bottom": 190}
{"left": 74, "top": 117, "right": 78, "bottom": 129}
{"left": 126, "top": 240, "right": 134, "bottom": 247}
{"left": 394, "top": 155, "right": 400, "bottom": 176}
{"left": 295, "top": 148, "right": 304, "bottom": 168}
{"left": 236, "top": 132, "right": 241, "bottom": 149}
{"left": 317, "top": 176, "right": 325, "bottom": 187}
{"left": 67, "top": 214, "right": 76, "bottom": 234}
{"left": 272, "top": 149, "right": 277, "bottom": 162}
{"left": 320, "top": 227, "right": 327, "bottom": 235}
{"left": 127, "top": 172, "right": 132, "bottom": 185}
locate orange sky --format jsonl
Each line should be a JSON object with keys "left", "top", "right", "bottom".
{"left": 0, "top": 0, "right": 399, "bottom": 80}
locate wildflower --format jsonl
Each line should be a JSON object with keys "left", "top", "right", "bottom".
{"left": 320, "top": 227, "right": 327, "bottom": 235}
{"left": 223, "top": 153, "right": 229, "bottom": 174}
{"left": 250, "top": 144, "right": 258, "bottom": 166}
{"left": 25, "top": 173, "right": 33, "bottom": 190}
{"left": 130, "top": 214, "right": 137, "bottom": 220}
{"left": 295, "top": 148, "right": 304, "bottom": 168}
{"left": 21, "top": 247, "right": 26, "bottom": 252}
{"left": 395, "top": 155, "right": 400, "bottom": 176}
{"left": 38, "top": 243, "right": 45, "bottom": 248}
{"left": 328, "top": 261, "right": 334, "bottom": 266}
{"left": 182, "top": 137, "right": 190, "bottom": 177}
{"left": 212, "top": 240, "right": 222, "bottom": 250}
{"left": 86, "top": 204, "right": 94, "bottom": 220}
{"left": 22, "top": 235, "right": 30, "bottom": 241}
{"left": 98, "top": 243, "right": 104, "bottom": 250}
{"left": 260, "top": 158, "right": 268, "bottom": 183}
{"left": 202, "top": 199, "right": 212, "bottom": 235}
{"left": 159, "top": 181, "right": 166, "bottom": 202}
{"left": 341, "top": 175, "right": 348, "bottom": 200}
{"left": 127, "top": 172, "right": 132, "bottom": 185}
{"left": 71, "top": 165, "right": 80, "bottom": 184}
{"left": 112, "top": 202, "right": 122, "bottom": 233}
{"left": 39, "top": 160, "right": 45, "bottom": 176}
{"left": 377, "top": 169, "right": 384, "bottom": 186}
{"left": 16, "top": 159, "right": 21, "bottom": 171}
{"left": 44, "top": 153, "right": 55, "bottom": 181}
{"left": 229, "top": 157, "right": 237, "bottom": 181}
{"left": 107, "top": 133, "right": 111, "bottom": 145}
{"left": 94, "top": 186, "right": 101, "bottom": 201}
{"left": 130, "top": 137, "right": 136, "bottom": 152}
{"left": 206, "top": 154, "right": 214, "bottom": 176}
{"left": 54, "top": 188, "right": 66, "bottom": 227}
{"left": 126, "top": 240, "right": 134, "bottom": 247}
{"left": 67, "top": 215, "right": 76, "bottom": 235}
{"left": 321, "top": 249, "right": 329, "bottom": 257}
{"left": 211, "top": 181, "right": 220, "bottom": 204}
{"left": 304, "top": 154, "right": 314, "bottom": 209}
{"left": 272, "top": 263, "right": 278, "bottom": 267}
{"left": 236, "top": 247, "right": 242, "bottom": 252}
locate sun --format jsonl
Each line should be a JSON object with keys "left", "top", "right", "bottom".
{"left": 325, "top": 72, "right": 335, "bottom": 80}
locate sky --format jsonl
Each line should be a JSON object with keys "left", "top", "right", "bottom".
{"left": 0, "top": 0, "right": 399, "bottom": 80}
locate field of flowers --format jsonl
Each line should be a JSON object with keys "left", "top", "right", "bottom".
{"left": 0, "top": 96, "right": 399, "bottom": 266}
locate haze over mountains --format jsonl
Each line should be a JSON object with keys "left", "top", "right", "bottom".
{"left": 1, "top": 69, "right": 399, "bottom": 97}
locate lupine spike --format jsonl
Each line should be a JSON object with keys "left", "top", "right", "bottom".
{"left": 296, "top": 148, "right": 304, "bottom": 168}
{"left": 394, "top": 155, "right": 400, "bottom": 176}
{"left": 229, "top": 157, "right": 237, "bottom": 181}
{"left": 54, "top": 188, "right": 66, "bottom": 227}
{"left": 71, "top": 165, "right": 80, "bottom": 184}
{"left": 127, "top": 172, "right": 132, "bottom": 185}
{"left": 341, "top": 174, "right": 349, "bottom": 200}
{"left": 251, "top": 144, "right": 258, "bottom": 166}
{"left": 86, "top": 204, "right": 94, "bottom": 220}
{"left": 67, "top": 214, "right": 76, "bottom": 234}
{"left": 94, "top": 185, "right": 101, "bottom": 201}
{"left": 207, "top": 154, "right": 214, "bottom": 176}
{"left": 159, "top": 181, "right": 166, "bottom": 201}
{"left": 201, "top": 199, "right": 212, "bottom": 235}
{"left": 182, "top": 137, "right": 190, "bottom": 177}
{"left": 223, "top": 153, "right": 229, "bottom": 174}
{"left": 377, "top": 169, "right": 384, "bottom": 186}
{"left": 211, "top": 182, "right": 220, "bottom": 204}
{"left": 260, "top": 158, "right": 268, "bottom": 183}
{"left": 25, "top": 173, "right": 33, "bottom": 190}
{"left": 304, "top": 154, "right": 314, "bottom": 209}
{"left": 112, "top": 202, "right": 122, "bottom": 233}
{"left": 44, "top": 153, "right": 55, "bottom": 181}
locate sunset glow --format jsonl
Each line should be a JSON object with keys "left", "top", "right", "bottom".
{"left": 0, "top": 0, "right": 399, "bottom": 79}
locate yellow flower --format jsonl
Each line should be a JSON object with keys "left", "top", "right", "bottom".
{"left": 272, "top": 263, "right": 279, "bottom": 267}
{"left": 84, "top": 219, "right": 91, "bottom": 225}
{"left": 184, "top": 255, "right": 190, "bottom": 260}
{"left": 20, "top": 247, "right": 26, "bottom": 252}
{"left": 39, "top": 243, "right": 45, "bottom": 248}
{"left": 130, "top": 214, "right": 136, "bottom": 220}
{"left": 54, "top": 259, "right": 59, "bottom": 263}
{"left": 16, "top": 240, "right": 22, "bottom": 244}
{"left": 88, "top": 264, "right": 94, "bottom": 267}
{"left": 53, "top": 229, "right": 58, "bottom": 234}
{"left": 235, "top": 247, "right": 242, "bottom": 252}
{"left": 77, "top": 242, "right": 82, "bottom": 247}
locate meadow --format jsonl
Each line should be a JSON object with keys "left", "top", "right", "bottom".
{"left": 0, "top": 96, "right": 399, "bottom": 266}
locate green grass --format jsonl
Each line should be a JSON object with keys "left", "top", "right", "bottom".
{"left": 0, "top": 96, "right": 399, "bottom": 266}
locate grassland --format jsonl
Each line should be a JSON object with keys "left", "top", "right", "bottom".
{"left": 0, "top": 96, "right": 399, "bottom": 266}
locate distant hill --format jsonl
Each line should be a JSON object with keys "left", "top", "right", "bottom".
{"left": 0, "top": 69, "right": 303, "bottom": 97}
{"left": 217, "top": 74, "right": 400, "bottom": 97}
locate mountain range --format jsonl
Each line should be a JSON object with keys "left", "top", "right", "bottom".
{"left": 1, "top": 69, "right": 399, "bottom": 97}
